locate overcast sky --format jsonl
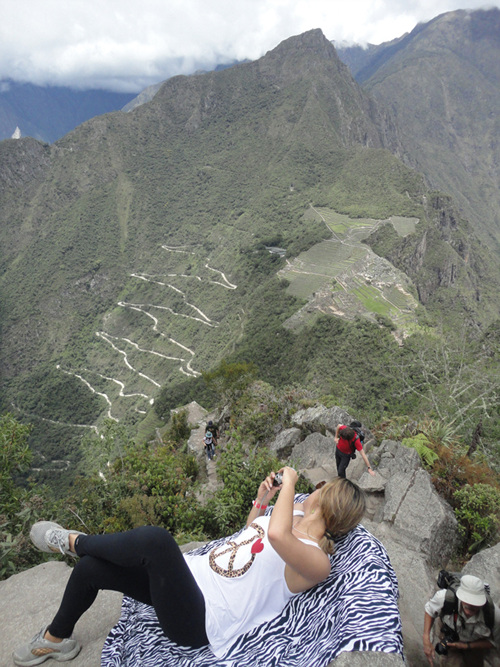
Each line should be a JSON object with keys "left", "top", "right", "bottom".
{"left": 1, "top": 0, "right": 499, "bottom": 93}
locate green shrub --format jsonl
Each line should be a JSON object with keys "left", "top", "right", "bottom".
{"left": 453, "top": 484, "right": 500, "bottom": 554}
{"left": 401, "top": 433, "right": 439, "bottom": 467}
{"left": 203, "top": 434, "right": 313, "bottom": 536}
{"left": 167, "top": 409, "right": 191, "bottom": 446}
{"left": 0, "top": 414, "right": 51, "bottom": 579}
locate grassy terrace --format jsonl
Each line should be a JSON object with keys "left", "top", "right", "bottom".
{"left": 280, "top": 207, "right": 421, "bottom": 334}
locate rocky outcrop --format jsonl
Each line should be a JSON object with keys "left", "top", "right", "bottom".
{"left": 2, "top": 405, "right": 498, "bottom": 666}
{"left": 0, "top": 137, "right": 51, "bottom": 189}
{"left": 0, "top": 561, "right": 122, "bottom": 667}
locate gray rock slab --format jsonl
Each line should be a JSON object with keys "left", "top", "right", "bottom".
{"left": 383, "top": 471, "right": 415, "bottom": 522}
{"left": 392, "top": 469, "right": 457, "bottom": 567}
{"left": 312, "top": 407, "right": 352, "bottom": 435}
{"left": 187, "top": 423, "right": 207, "bottom": 457}
{"left": 268, "top": 427, "right": 302, "bottom": 458}
{"left": 463, "top": 542, "right": 500, "bottom": 605}
{"left": 302, "top": 464, "right": 337, "bottom": 487}
{"left": 1, "top": 561, "right": 122, "bottom": 667}
{"left": 329, "top": 650, "right": 404, "bottom": 665}
{"left": 358, "top": 470, "right": 387, "bottom": 493}
{"left": 291, "top": 405, "right": 329, "bottom": 427}
{"left": 373, "top": 440, "right": 421, "bottom": 474}
{"left": 363, "top": 519, "right": 436, "bottom": 666}
{"left": 290, "top": 431, "right": 336, "bottom": 469}
{"left": 172, "top": 400, "right": 207, "bottom": 426}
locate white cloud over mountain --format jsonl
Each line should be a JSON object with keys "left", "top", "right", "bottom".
{"left": 1, "top": 0, "right": 498, "bottom": 91}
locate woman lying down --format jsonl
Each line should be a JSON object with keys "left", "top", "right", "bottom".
{"left": 13, "top": 467, "right": 365, "bottom": 665}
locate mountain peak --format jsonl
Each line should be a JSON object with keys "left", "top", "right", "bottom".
{"left": 258, "top": 28, "right": 347, "bottom": 83}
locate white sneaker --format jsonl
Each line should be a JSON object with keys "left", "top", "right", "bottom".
{"left": 30, "top": 521, "right": 85, "bottom": 558}
{"left": 13, "top": 627, "right": 81, "bottom": 665}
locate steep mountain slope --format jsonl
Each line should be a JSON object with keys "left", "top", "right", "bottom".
{"left": 1, "top": 29, "right": 499, "bottom": 480}
{"left": 337, "top": 8, "right": 500, "bottom": 252}
{"left": 0, "top": 81, "right": 135, "bottom": 143}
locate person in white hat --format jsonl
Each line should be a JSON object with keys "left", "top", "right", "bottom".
{"left": 423, "top": 574, "right": 500, "bottom": 666}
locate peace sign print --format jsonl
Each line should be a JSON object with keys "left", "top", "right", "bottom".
{"left": 209, "top": 523, "right": 265, "bottom": 578}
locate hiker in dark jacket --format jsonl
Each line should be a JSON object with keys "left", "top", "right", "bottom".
{"left": 423, "top": 574, "right": 500, "bottom": 666}
{"left": 203, "top": 430, "right": 215, "bottom": 460}
{"left": 206, "top": 420, "right": 219, "bottom": 447}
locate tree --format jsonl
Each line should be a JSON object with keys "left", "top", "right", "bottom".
{"left": 0, "top": 413, "right": 32, "bottom": 513}
{"left": 202, "top": 360, "right": 258, "bottom": 407}
{"left": 392, "top": 331, "right": 499, "bottom": 440}
{"left": 79, "top": 419, "right": 132, "bottom": 478}
{"left": 0, "top": 414, "right": 47, "bottom": 579}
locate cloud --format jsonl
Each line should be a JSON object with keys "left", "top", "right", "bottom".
{"left": 1, "top": 0, "right": 499, "bottom": 91}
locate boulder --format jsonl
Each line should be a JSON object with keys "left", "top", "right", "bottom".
{"left": 171, "top": 400, "right": 207, "bottom": 426}
{"left": 291, "top": 406, "right": 376, "bottom": 449}
{"left": 330, "top": 651, "right": 404, "bottom": 665}
{"left": 308, "top": 406, "right": 351, "bottom": 434}
{"left": 462, "top": 542, "right": 500, "bottom": 606}
{"left": 187, "top": 423, "right": 206, "bottom": 457}
{"left": 362, "top": 521, "right": 436, "bottom": 667}
{"left": 0, "top": 561, "right": 122, "bottom": 667}
{"left": 303, "top": 464, "right": 338, "bottom": 488}
{"left": 290, "top": 431, "right": 336, "bottom": 469}
{"left": 371, "top": 439, "right": 421, "bottom": 475}
{"left": 291, "top": 405, "right": 331, "bottom": 429}
{"left": 268, "top": 427, "right": 302, "bottom": 458}
{"left": 391, "top": 469, "right": 457, "bottom": 568}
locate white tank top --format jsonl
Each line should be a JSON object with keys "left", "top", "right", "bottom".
{"left": 184, "top": 512, "right": 321, "bottom": 656}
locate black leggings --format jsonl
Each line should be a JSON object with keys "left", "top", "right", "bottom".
{"left": 47, "top": 526, "right": 209, "bottom": 648}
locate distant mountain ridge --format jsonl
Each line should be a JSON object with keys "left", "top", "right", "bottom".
{"left": 0, "top": 61, "right": 243, "bottom": 142}
{"left": 0, "top": 80, "right": 135, "bottom": 143}
{"left": 336, "top": 8, "right": 500, "bottom": 252}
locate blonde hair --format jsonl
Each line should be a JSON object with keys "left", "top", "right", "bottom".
{"left": 317, "top": 477, "right": 365, "bottom": 555}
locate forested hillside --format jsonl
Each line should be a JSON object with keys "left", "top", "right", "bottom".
{"left": 0, "top": 26, "right": 499, "bottom": 492}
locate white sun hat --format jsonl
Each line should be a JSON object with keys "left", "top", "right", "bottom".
{"left": 456, "top": 575, "right": 487, "bottom": 606}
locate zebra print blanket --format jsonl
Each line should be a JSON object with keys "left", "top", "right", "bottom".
{"left": 101, "top": 502, "right": 402, "bottom": 666}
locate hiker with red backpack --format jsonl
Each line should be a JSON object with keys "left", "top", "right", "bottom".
{"left": 423, "top": 573, "right": 500, "bottom": 666}
{"left": 334, "top": 421, "right": 375, "bottom": 479}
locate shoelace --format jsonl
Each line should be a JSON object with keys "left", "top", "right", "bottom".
{"left": 47, "top": 529, "right": 68, "bottom": 554}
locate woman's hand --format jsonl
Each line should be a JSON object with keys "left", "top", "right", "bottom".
{"left": 280, "top": 466, "right": 298, "bottom": 486}
{"left": 255, "top": 467, "right": 297, "bottom": 502}
{"left": 255, "top": 472, "right": 281, "bottom": 503}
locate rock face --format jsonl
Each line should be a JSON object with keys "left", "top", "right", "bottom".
{"left": 2, "top": 405, "right": 499, "bottom": 666}
{"left": 0, "top": 561, "right": 122, "bottom": 667}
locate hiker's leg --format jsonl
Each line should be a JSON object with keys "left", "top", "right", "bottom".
{"left": 463, "top": 648, "right": 486, "bottom": 667}
{"left": 439, "top": 648, "right": 465, "bottom": 666}
{"left": 51, "top": 526, "right": 208, "bottom": 648}
{"left": 335, "top": 449, "right": 350, "bottom": 478}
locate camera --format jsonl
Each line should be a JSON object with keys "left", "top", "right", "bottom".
{"left": 435, "top": 626, "right": 459, "bottom": 656}
{"left": 273, "top": 473, "right": 283, "bottom": 487}
{"left": 435, "top": 639, "right": 450, "bottom": 656}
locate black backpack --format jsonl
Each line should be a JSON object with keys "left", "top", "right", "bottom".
{"left": 347, "top": 421, "right": 365, "bottom": 458}
{"left": 436, "top": 569, "right": 495, "bottom": 631}
{"left": 349, "top": 421, "right": 365, "bottom": 443}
